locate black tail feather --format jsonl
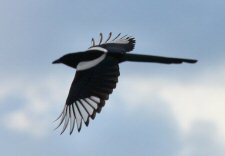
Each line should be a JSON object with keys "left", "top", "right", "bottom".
{"left": 120, "top": 53, "right": 197, "bottom": 64}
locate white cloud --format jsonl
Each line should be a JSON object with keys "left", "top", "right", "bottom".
{"left": 0, "top": 75, "right": 70, "bottom": 137}
{"left": 161, "top": 82, "right": 225, "bottom": 138}
{"left": 2, "top": 110, "right": 47, "bottom": 137}
{"left": 117, "top": 67, "right": 225, "bottom": 142}
{"left": 178, "top": 121, "right": 225, "bottom": 156}
{"left": 4, "top": 111, "right": 30, "bottom": 131}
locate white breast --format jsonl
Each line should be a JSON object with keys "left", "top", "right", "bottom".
{"left": 77, "top": 54, "right": 106, "bottom": 71}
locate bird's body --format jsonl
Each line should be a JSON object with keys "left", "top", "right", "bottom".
{"left": 53, "top": 33, "right": 197, "bottom": 134}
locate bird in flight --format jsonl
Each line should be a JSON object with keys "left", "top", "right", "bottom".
{"left": 52, "top": 32, "right": 197, "bottom": 134}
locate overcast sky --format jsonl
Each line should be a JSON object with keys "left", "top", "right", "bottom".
{"left": 0, "top": 0, "right": 225, "bottom": 156}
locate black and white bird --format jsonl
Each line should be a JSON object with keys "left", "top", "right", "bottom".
{"left": 52, "top": 32, "right": 197, "bottom": 134}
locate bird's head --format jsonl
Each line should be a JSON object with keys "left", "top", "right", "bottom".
{"left": 52, "top": 51, "right": 104, "bottom": 69}
{"left": 52, "top": 53, "right": 81, "bottom": 69}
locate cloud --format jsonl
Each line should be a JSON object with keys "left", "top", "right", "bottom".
{"left": 117, "top": 65, "right": 225, "bottom": 142}
{"left": 4, "top": 111, "right": 30, "bottom": 131}
{"left": 2, "top": 109, "right": 49, "bottom": 137}
{"left": 0, "top": 75, "right": 70, "bottom": 137}
{"left": 179, "top": 121, "right": 225, "bottom": 156}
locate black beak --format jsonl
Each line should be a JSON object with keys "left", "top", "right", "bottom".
{"left": 52, "top": 59, "right": 60, "bottom": 64}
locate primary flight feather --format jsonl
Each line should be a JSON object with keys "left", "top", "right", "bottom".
{"left": 52, "top": 32, "right": 197, "bottom": 134}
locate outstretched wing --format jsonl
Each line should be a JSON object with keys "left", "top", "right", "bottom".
{"left": 89, "top": 32, "right": 136, "bottom": 53}
{"left": 55, "top": 56, "right": 120, "bottom": 134}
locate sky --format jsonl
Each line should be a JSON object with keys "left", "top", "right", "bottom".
{"left": 0, "top": 0, "right": 225, "bottom": 156}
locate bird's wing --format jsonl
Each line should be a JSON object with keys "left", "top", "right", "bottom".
{"left": 55, "top": 56, "right": 120, "bottom": 134}
{"left": 88, "top": 32, "right": 136, "bottom": 53}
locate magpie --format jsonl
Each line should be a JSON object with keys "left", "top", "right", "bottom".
{"left": 52, "top": 32, "right": 197, "bottom": 134}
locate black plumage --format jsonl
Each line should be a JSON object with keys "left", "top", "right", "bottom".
{"left": 52, "top": 32, "right": 197, "bottom": 134}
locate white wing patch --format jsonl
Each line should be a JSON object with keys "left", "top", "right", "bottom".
{"left": 77, "top": 54, "right": 106, "bottom": 71}
{"left": 80, "top": 99, "right": 94, "bottom": 115}
{"left": 90, "top": 96, "right": 101, "bottom": 103}
{"left": 74, "top": 103, "right": 82, "bottom": 131}
{"left": 88, "top": 46, "right": 108, "bottom": 52}
{"left": 85, "top": 98, "right": 98, "bottom": 109}
{"left": 55, "top": 96, "right": 102, "bottom": 134}
{"left": 77, "top": 101, "right": 89, "bottom": 122}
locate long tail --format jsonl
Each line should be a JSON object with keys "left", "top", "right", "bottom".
{"left": 120, "top": 53, "right": 197, "bottom": 64}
